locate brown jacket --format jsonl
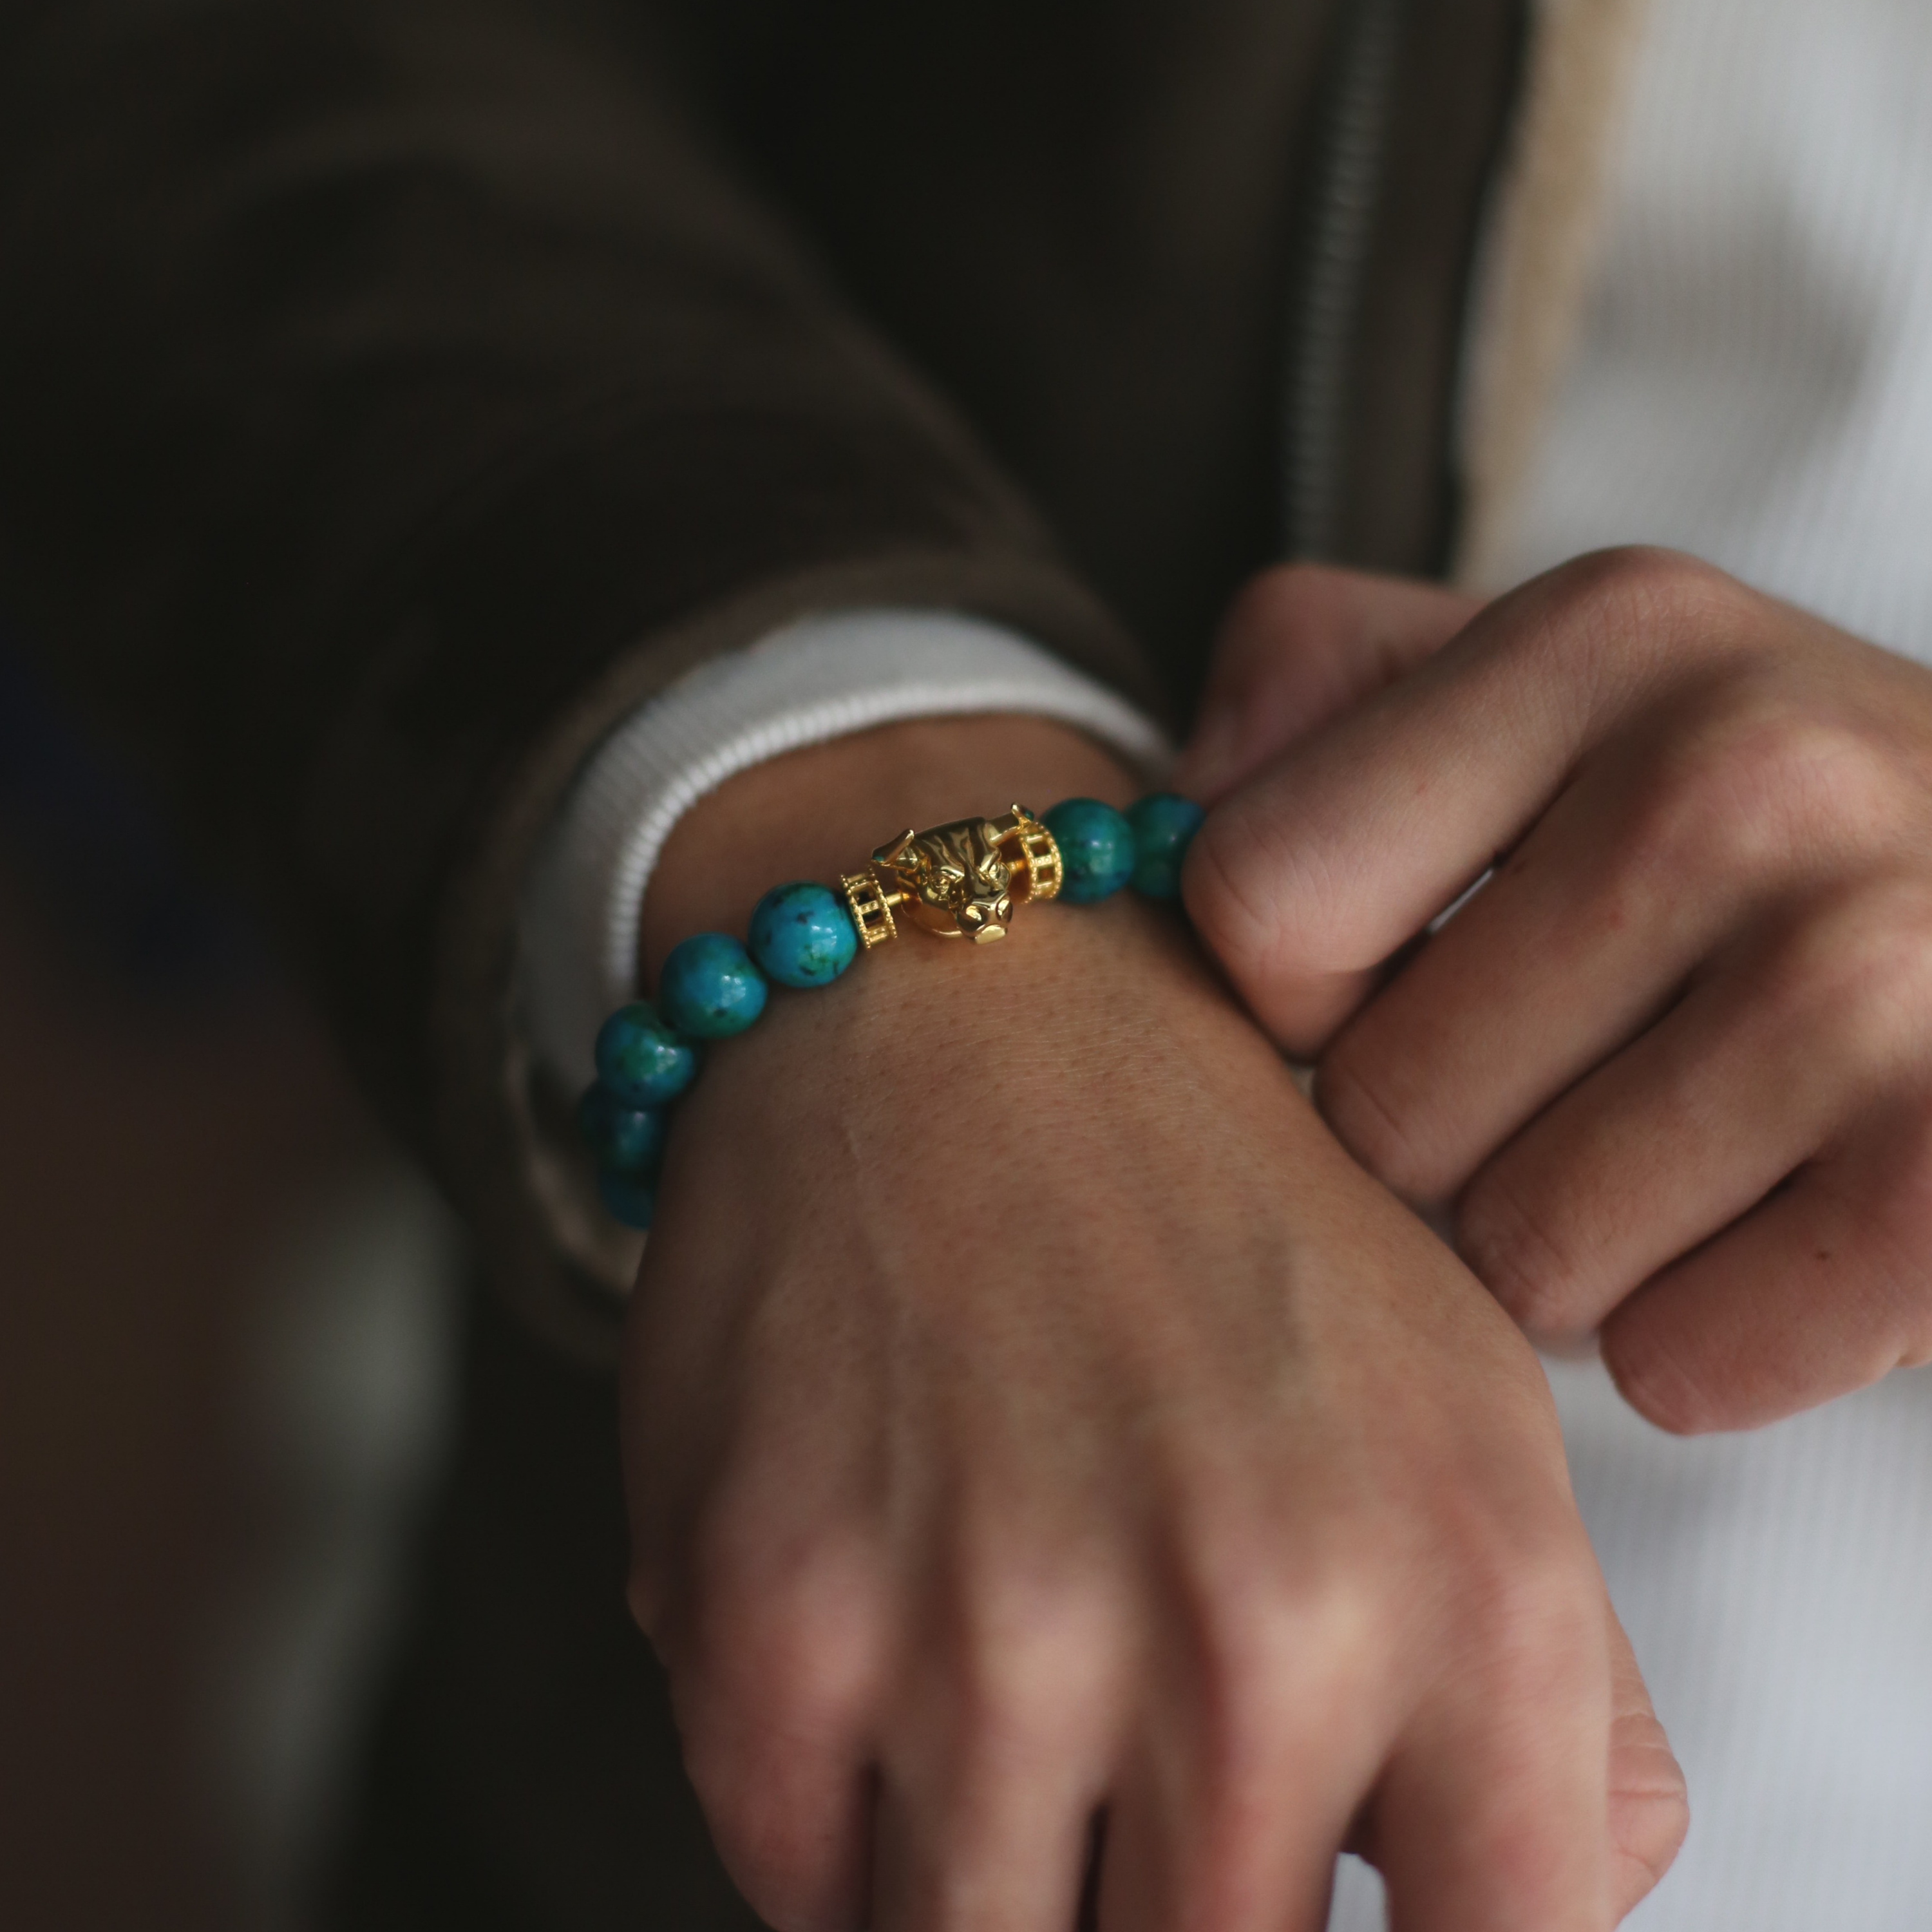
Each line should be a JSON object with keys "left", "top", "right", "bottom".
{"left": 0, "top": 0, "right": 1642, "bottom": 1351}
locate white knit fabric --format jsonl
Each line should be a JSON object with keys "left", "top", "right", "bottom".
{"left": 520, "top": 609, "right": 1168, "bottom": 1090}
{"left": 1487, "top": 0, "right": 1932, "bottom": 658}
{"left": 1332, "top": 1, "right": 1932, "bottom": 1927}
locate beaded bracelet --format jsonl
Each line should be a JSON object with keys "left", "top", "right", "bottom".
{"left": 576, "top": 793, "right": 1204, "bottom": 1229}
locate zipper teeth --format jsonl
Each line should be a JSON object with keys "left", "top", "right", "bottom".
{"left": 1282, "top": 0, "right": 1410, "bottom": 561}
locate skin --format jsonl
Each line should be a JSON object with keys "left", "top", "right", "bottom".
{"left": 1181, "top": 547, "right": 1932, "bottom": 1433}
{"left": 627, "top": 715, "right": 1686, "bottom": 1932}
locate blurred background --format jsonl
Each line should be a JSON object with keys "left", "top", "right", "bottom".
{"left": 0, "top": 641, "right": 466, "bottom": 1931}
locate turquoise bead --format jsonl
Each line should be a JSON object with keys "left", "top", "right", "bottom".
{"left": 576, "top": 1084, "right": 667, "bottom": 1175}
{"left": 1044, "top": 797, "right": 1136, "bottom": 903}
{"left": 659, "top": 931, "right": 768, "bottom": 1038}
{"left": 1127, "top": 793, "right": 1206, "bottom": 898}
{"left": 748, "top": 880, "right": 858, "bottom": 989}
{"left": 597, "top": 1167, "right": 658, "bottom": 1230}
{"left": 594, "top": 1001, "right": 699, "bottom": 1108}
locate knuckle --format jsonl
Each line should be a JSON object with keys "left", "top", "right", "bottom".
{"left": 938, "top": 1566, "right": 1121, "bottom": 1763}
{"left": 943, "top": 1640, "right": 1052, "bottom": 1759}
{"left": 1624, "top": 712, "right": 1790, "bottom": 879}
{"left": 1510, "top": 547, "right": 1749, "bottom": 728}
{"left": 1457, "top": 1540, "right": 1604, "bottom": 1689}
{"left": 676, "top": 1524, "right": 887, "bottom": 1748}
{"left": 1183, "top": 1566, "right": 1388, "bottom": 1781}
{"left": 1549, "top": 544, "right": 1741, "bottom": 638}
{"left": 1712, "top": 702, "right": 1902, "bottom": 841}
{"left": 1620, "top": 668, "right": 1912, "bottom": 866}
{"left": 1836, "top": 878, "right": 1932, "bottom": 1024}
{"left": 1617, "top": 544, "right": 1742, "bottom": 614}
{"left": 1751, "top": 879, "right": 1932, "bottom": 1075}
{"left": 1612, "top": 690, "right": 1909, "bottom": 904}
{"left": 1221, "top": 560, "right": 1359, "bottom": 652}
{"left": 1457, "top": 1166, "right": 1591, "bottom": 1341}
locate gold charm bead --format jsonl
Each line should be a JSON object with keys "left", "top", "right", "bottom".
{"left": 840, "top": 869, "right": 900, "bottom": 949}
{"left": 870, "top": 820, "right": 1009, "bottom": 942}
{"left": 854, "top": 804, "right": 1063, "bottom": 945}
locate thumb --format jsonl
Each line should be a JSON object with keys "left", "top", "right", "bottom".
{"left": 1177, "top": 564, "right": 1482, "bottom": 803}
{"left": 1343, "top": 1595, "right": 1688, "bottom": 1923}
{"left": 1605, "top": 1599, "right": 1689, "bottom": 1920}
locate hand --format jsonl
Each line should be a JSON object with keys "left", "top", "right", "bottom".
{"left": 1182, "top": 550, "right": 1932, "bottom": 1432}
{"left": 625, "top": 716, "right": 1683, "bottom": 1931}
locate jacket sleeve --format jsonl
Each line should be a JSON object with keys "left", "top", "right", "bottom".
{"left": 0, "top": 0, "right": 1160, "bottom": 1352}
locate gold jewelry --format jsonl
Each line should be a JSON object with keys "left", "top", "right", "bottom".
{"left": 840, "top": 804, "right": 1061, "bottom": 947}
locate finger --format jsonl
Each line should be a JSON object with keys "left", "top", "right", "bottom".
{"left": 1456, "top": 874, "right": 1932, "bottom": 1343}
{"left": 1315, "top": 719, "right": 1781, "bottom": 1206}
{"left": 1179, "top": 564, "right": 1482, "bottom": 803}
{"left": 1184, "top": 548, "right": 1754, "bottom": 1053}
{"left": 1351, "top": 1599, "right": 1685, "bottom": 1925}
{"left": 1602, "top": 1097, "right": 1932, "bottom": 1434}
{"left": 1094, "top": 1722, "right": 1370, "bottom": 1932}
{"left": 1370, "top": 1554, "right": 1613, "bottom": 1932}
{"left": 1094, "top": 1594, "right": 1392, "bottom": 1932}
{"left": 677, "top": 1705, "right": 875, "bottom": 1932}
{"left": 656, "top": 1518, "right": 891, "bottom": 1931}
{"left": 1604, "top": 1604, "right": 1689, "bottom": 1920}
{"left": 870, "top": 1580, "right": 1124, "bottom": 1932}
{"left": 872, "top": 1768, "right": 1097, "bottom": 1932}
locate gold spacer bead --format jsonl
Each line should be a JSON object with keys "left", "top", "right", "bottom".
{"left": 840, "top": 869, "right": 898, "bottom": 949}
{"left": 1009, "top": 804, "right": 1062, "bottom": 903}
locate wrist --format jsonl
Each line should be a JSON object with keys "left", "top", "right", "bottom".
{"left": 638, "top": 715, "right": 1138, "bottom": 980}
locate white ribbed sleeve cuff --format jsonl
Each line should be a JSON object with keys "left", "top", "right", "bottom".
{"left": 520, "top": 609, "right": 1170, "bottom": 1090}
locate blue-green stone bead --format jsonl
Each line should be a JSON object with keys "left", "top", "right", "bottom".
{"left": 659, "top": 932, "right": 768, "bottom": 1038}
{"left": 598, "top": 1167, "right": 658, "bottom": 1230}
{"left": 1043, "top": 797, "right": 1136, "bottom": 903}
{"left": 748, "top": 880, "right": 858, "bottom": 989}
{"left": 576, "top": 1084, "right": 667, "bottom": 1175}
{"left": 1127, "top": 792, "right": 1206, "bottom": 898}
{"left": 594, "top": 1001, "right": 699, "bottom": 1108}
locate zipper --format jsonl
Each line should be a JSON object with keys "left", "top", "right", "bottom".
{"left": 1281, "top": 0, "right": 1412, "bottom": 561}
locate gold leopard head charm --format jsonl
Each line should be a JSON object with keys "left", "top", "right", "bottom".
{"left": 846, "top": 805, "right": 1061, "bottom": 947}
{"left": 874, "top": 817, "right": 1016, "bottom": 941}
